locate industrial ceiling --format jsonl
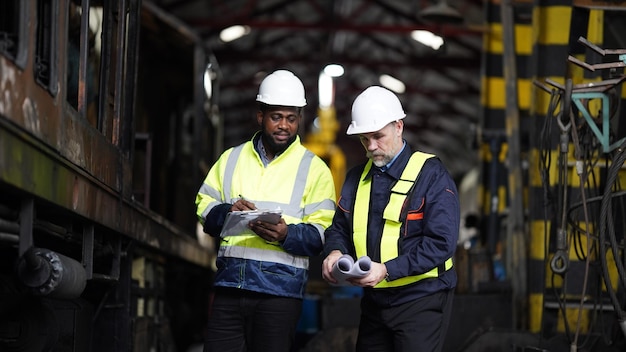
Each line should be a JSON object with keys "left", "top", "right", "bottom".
{"left": 150, "top": 0, "right": 485, "bottom": 180}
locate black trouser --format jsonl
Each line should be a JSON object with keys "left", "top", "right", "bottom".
{"left": 355, "top": 289, "right": 454, "bottom": 352}
{"left": 203, "top": 288, "right": 303, "bottom": 352}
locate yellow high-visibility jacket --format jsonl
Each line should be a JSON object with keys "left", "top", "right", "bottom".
{"left": 196, "top": 133, "right": 336, "bottom": 298}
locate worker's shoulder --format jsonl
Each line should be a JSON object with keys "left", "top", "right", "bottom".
{"left": 299, "top": 146, "right": 329, "bottom": 165}
{"left": 421, "top": 155, "right": 451, "bottom": 174}
{"left": 344, "top": 162, "right": 369, "bottom": 181}
{"left": 220, "top": 140, "right": 252, "bottom": 156}
{"left": 414, "top": 157, "right": 452, "bottom": 183}
{"left": 307, "top": 152, "right": 334, "bottom": 174}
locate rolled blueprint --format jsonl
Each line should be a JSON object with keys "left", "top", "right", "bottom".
{"left": 331, "top": 254, "right": 372, "bottom": 285}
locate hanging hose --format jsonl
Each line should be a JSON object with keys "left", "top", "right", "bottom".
{"left": 597, "top": 138, "right": 626, "bottom": 338}
{"left": 537, "top": 85, "right": 560, "bottom": 342}
{"left": 567, "top": 78, "right": 596, "bottom": 352}
{"left": 536, "top": 76, "right": 626, "bottom": 350}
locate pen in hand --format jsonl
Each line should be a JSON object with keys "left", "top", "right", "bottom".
{"left": 236, "top": 194, "right": 256, "bottom": 211}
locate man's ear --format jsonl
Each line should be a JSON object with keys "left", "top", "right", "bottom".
{"left": 256, "top": 111, "right": 263, "bottom": 126}
{"left": 393, "top": 119, "right": 404, "bottom": 136}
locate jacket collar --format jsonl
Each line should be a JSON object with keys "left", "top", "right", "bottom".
{"left": 252, "top": 131, "right": 300, "bottom": 166}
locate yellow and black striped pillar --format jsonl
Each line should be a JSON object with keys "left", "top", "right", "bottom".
{"left": 480, "top": 0, "right": 533, "bottom": 327}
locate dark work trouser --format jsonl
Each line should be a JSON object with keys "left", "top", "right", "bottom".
{"left": 203, "top": 287, "right": 303, "bottom": 352}
{"left": 355, "top": 289, "right": 454, "bottom": 352}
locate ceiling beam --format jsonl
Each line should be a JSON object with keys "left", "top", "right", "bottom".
{"left": 190, "top": 19, "right": 483, "bottom": 37}
{"left": 212, "top": 49, "right": 480, "bottom": 68}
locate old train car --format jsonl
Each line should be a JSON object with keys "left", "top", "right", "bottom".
{"left": 0, "top": 1, "right": 217, "bottom": 351}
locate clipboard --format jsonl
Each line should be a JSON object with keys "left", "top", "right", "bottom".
{"left": 219, "top": 209, "right": 283, "bottom": 237}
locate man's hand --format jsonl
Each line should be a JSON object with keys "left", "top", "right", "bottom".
{"left": 321, "top": 250, "right": 343, "bottom": 284}
{"left": 350, "top": 262, "right": 388, "bottom": 288}
{"left": 249, "top": 218, "right": 288, "bottom": 242}
{"left": 231, "top": 198, "right": 256, "bottom": 211}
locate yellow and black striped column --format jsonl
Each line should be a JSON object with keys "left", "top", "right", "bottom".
{"left": 480, "top": 0, "right": 534, "bottom": 319}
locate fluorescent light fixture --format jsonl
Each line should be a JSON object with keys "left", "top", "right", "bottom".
{"left": 379, "top": 74, "right": 406, "bottom": 94}
{"left": 410, "top": 30, "right": 444, "bottom": 50}
{"left": 203, "top": 64, "right": 214, "bottom": 100}
{"left": 219, "top": 25, "right": 251, "bottom": 43}
{"left": 323, "top": 64, "right": 344, "bottom": 77}
{"left": 318, "top": 72, "right": 334, "bottom": 108}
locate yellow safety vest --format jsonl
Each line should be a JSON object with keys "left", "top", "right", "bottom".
{"left": 353, "top": 151, "right": 453, "bottom": 288}
{"left": 196, "top": 136, "right": 335, "bottom": 270}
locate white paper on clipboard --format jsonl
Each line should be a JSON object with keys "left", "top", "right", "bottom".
{"left": 219, "top": 209, "right": 283, "bottom": 238}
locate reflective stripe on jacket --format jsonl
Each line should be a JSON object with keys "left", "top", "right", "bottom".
{"left": 195, "top": 133, "right": 336, "bottom": 298}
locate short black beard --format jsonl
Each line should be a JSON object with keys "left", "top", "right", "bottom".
{"left": 262, "top": 132, "right": 296, "bottom": 156}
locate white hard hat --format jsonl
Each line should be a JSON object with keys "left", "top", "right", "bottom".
{"left": 256, "top": 70, "right": 307, "bottom": 107}
{"left": 347, "top": 86, "right": 406, "bottom": 135}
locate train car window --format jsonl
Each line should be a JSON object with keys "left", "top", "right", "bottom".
{"left": 98, "top": 0, "right": 139, "bottom": 150}
{"left": 65, "top": 0, "right": 137, "bottom": 150}
{"left": 66, "top": 1, "right": 102, "bottom": 128}
{"left": 0, "top": 0, "right": 27, "bottom": 67}
{"left": 35, "top": 0, "right": 58, "bottom": 95}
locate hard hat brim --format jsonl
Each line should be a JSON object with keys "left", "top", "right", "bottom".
{"left": 346, "top": 115, "right": 405, "bottom": 135}
{"left": 256, "top": 95, "right": 306, "bottom": 107}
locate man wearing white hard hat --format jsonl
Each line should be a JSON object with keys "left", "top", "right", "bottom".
{"left": 322, "top": 86, "right": 459, "bottom": 352}
{"left": 196, "top": 70, "right": 336, "bottom": 352}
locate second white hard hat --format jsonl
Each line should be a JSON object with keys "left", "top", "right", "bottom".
{"left": 347, "top": 86, "right": 406, "bottom": 135}
{"left": 256, "top": 70, "right": 307, "bottom": 107}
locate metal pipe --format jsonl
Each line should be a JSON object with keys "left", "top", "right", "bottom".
{"left": 0, "top": 218, "right": 20, "bottom": 234}
{"left": 501, "top": 0, "right": 527, "bottom": 329}
{"left": 0, "top": 232, "right": 19, "bottom": 243}
{"left": 16, "top": 247, "right": 87, "bottom": 299}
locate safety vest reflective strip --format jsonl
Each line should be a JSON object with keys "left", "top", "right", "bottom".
{"left": 217, "top": 144, "right": 314, "bottom": 269}
{"left": 218, "top": 244, "right": 309, "bottom": 269}
{"left": 221, "top": 145, "right": 244, "bottom": 205}
{"left": 353, "top": 152, "right": 453, "bottom": 288}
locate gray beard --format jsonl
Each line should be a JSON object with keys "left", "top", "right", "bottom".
{"left": 367, "top": 152, "right": 392, "bottom": 168}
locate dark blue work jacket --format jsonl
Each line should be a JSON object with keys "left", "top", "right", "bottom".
{"left": 324, "top": 144, "right": 460, "bottom": 307}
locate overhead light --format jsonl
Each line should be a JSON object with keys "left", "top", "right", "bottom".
{"left": 318, "top": 72, "right": 334, "bottom": 108}
{"left": 379, "top": 74, "right": 406, "bottom": 94}
{"left": 219, "top": 25, "right": 250, "bottom": 43}
{"left": 203, "top": 64, "right": 213, "bottom": 100}
{"left": 323, "top": 64, "right": 344, "bottom": 77}
{"left": 411, "top": 30, "right": 444, "bottom": 50}
{"left": 419, "top": 0, "right": 463, "bottom": 24}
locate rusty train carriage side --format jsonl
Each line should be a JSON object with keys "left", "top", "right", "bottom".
{"left": 0, "top": 1, "right": 215, "bottom": 351}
